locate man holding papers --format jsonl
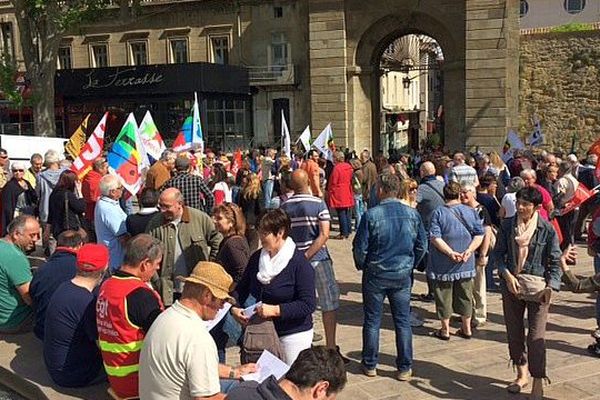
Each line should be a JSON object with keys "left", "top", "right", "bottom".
{"left": 139, "top": 261, "right": 256, "bottom": 399}
{"left": 227, "top": 346, "right": 347, "bottom": 400}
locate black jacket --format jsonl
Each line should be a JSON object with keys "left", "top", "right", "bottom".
{"left": 225, "top": 376, "right": 292, "bottom": 400}
{"left": 47, "top": 188, "right": 86, "bottom": 238}
{"left": 1, "top": 178, "right": 38, "bottom": 234}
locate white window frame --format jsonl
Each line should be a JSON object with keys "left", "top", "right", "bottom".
{"left": 564, "top": 0, "right": 586, "bottom": 14}
{"left": 269, "top": 32, "right": 290, "bottom": 67}
{"left": 57, "top": 46, "right": 72, "bottom": 70}
{"left": 89, "top": 43, "right": 109, "bottom": 68}
{"left": 167, "top": 37, "right": 188, "bottom": 64}
{"left": 210, "top": 36, "right": 230, "bottom": 65}
{"left": 128, "top": 40, "right": 148, "bottom": 66}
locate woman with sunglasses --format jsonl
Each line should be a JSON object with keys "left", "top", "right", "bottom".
{"left": 1, "top": 161, "right": 38, "bottom": 235}
{"left": 211, "top": 203, "right": 251, "bottom": 362}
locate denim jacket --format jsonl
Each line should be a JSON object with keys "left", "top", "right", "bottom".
{"left": 352, "top": 198, "right": 427, "bottom": 280}
{"left": 490, "top": 215, "right": 562, "bottom": 290}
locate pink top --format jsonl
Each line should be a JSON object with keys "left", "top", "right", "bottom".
{"left": 534, "top": 184, "right": 552, "bottom": 220}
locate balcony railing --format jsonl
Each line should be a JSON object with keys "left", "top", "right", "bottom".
{"left": 247, "top": 64, "right": 296, "bottom": 86}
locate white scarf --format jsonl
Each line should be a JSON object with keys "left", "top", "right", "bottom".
{"left": 257, "top": 237, "right": 296, "bottom": 285}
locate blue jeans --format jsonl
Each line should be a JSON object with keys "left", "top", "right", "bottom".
{"left": 595, "top": 255, "right": 600, "bottom": 327}
{"left": 354, "top": 194, "right": 365, "bottom": 230}
{"left": 337, "top": 208, "right": 352, "bottom": 237}
{"left": 361, "top": 274, "right": 413, "bottom": 372}
{"left": 263, "top": 180, "right": 274, "bottom": 209}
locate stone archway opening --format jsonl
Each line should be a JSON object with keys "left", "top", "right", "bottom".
{"left": 378, "top": 34, "right": 444, "bottom": 156}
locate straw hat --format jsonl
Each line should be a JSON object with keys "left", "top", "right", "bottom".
{"left": 182, "top": 261, "right": 234, "bottom": 303}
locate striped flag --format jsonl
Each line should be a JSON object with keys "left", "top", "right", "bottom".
{"left": 70, "top": 113, "right": 108, "bottom": 180}
{"left": 173, "top": 92, "right": 203, "bottom": 152}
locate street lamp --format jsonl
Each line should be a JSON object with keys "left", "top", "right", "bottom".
{"left": 402, "top": 76, "right": 411, "bottom": 89}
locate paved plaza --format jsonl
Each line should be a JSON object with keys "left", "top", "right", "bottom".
{"left": 0, "top": 239, "right": 599, "bottom": 399}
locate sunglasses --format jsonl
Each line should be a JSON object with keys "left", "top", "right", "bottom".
{"left": 0, "top": 155, "right": 7, "bottom": 159}
{"left": 12, "top": 169, "right": 24, "bottom": 172}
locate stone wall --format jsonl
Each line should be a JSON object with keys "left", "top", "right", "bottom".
{"left": 520, "top": 30, "right": 600, "bottom": 154}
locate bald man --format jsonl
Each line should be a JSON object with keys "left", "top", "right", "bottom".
{"left": 282, "top": 169, "right": 349, "bottom": 363}
{"left": 146, "top": 188, "right": 222, "bottom": 305}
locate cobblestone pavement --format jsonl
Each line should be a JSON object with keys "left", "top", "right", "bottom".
{"left": 321, "top": 237, "right": 600, "bottom": 400}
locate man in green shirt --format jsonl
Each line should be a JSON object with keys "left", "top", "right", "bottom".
{"left": 0, "top": 214, "right": 40, "bottom": 333}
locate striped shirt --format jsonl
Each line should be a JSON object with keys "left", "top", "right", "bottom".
{"left": 281, "top": 193, "right": 330, "bottom": 261}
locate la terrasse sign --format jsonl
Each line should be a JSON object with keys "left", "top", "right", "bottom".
{"left": 82, "top": 67, "right": 164, "bottom": 90}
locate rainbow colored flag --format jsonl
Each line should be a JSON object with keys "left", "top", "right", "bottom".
{"left": 107, "top": 113, "right": 146, "bottom": 195}
{"left": 173, "top": 92, "right": 203, "bottom": 152}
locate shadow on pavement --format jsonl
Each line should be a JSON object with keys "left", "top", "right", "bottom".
{"left": 0, "top": 333, "right": 109, "bottom": 400}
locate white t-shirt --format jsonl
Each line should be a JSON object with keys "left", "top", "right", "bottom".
{"left": 139, "top": 301, "right": 220, "bottom": 400}
{"left": 501, "top": 192, "right": 517, "bottom": 218}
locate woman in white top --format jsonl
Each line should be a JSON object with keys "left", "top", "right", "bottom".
{"left": 500, "top": 177, "right": 525, "bottom": 219}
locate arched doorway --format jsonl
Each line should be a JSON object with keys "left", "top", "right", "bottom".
{"left": 379, "top": 34, "right": 444, "bottom": 156}
{"left": 350, "top": 12, "right": 464, "bottom": 154}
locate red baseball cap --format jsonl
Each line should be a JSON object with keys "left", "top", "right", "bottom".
{"left": 77, "top": 244, "right": 109, "bottom": 272}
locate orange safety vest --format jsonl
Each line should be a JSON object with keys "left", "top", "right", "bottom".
{"left": 96, "top": 275, "right": 164, "bottom": 399}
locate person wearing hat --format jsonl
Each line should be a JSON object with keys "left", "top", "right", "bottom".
{"left": 0, "top": 160, "right": 38, "bottom": 235}
{"left": 43, "top": 243, "right": 109, "bottom": 388}
{"left": 139, "top": 261, "right": 256, "bottom": 400}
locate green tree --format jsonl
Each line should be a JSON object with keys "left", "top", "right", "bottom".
{"left": 9, "top": 0, "right": 111, "bottom": 136}
{"left": 0, "top": 53, "right": 31, "bottom": 134}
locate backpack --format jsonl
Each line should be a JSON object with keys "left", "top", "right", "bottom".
{"left": 587, "top": 208, "right": 600, "bottom": 256}
{"left": 240, "top": 315, "right": 284, "bottom": 364}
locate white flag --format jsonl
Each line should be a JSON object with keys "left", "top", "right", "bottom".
{"left": 502, "top": 130, "right": 525, "bottom": 163}
{"left": 312, "top": 123, "right": 334, "bottom": 162}
{"left": 138, "top": 110, "right": 166, "bottom": 163}
{"left": 296, "top": 125, "right": 311, "bottom": 152}
{"left": 527, "top": 118, "right": 544, "bottom": 147}
{"left": 281, "top": 110, "right": 291, "bottom": 158}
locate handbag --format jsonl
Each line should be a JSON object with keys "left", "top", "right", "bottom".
{"left": 240, "top": 314, "right": 284, "bottom": 364}
{"left": 516, "top": 273, "right": 551, "bottom": 303}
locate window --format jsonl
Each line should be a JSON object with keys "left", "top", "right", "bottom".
{"left": 520, "top": 0, "right": 529, "bottom": 17}
{"left": 169, "top": 38, "right": 188, "bottom": 64}
{"left": 0, "top": 22, "right": 13, "bottom": 58}
{"left": 206, "top": 98, "right": 252, "bottom": 148}
{"left": 274, "top": 6, "right": 283, "bottom": 18}
{"left": 129, "top": 41, "right": 148, "bottom": 65}
{"left": 58, "top": 46, "right": 72, "bottom": 70}
{"left": 211, "top": 37, "right": 229, "bottom": 65}
{"left": 565, "top": 0, "right": 585, "bottom": 13}
{"left": 271, "top": 32, "right": 289, "bottom": 66}
{"left": 90, "top": 43, "right": 109, "bottom": 68}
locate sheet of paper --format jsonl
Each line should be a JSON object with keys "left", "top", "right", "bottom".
{"left": 242, "top": 301, "right": 262, "bottom": 317}
{"left": 241, "top": 350, "right": 290, "bottom": 383}
{"left": 205, "top": 302, "right": 232, "bottom": 332}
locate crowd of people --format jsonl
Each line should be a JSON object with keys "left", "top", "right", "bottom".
{"left": 0, "top": 143, "right": 599, "bottom": 399}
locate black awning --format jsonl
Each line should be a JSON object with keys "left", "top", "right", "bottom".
{"left": 55, "top": 62, "right": 250, "bottom": 98}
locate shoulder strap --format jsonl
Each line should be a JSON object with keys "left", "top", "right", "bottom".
{"left": 445, "top": 205, "right": 474, "bottom": 237}
{"left": 424, "top": 180, "right": 445, "bottom": 201}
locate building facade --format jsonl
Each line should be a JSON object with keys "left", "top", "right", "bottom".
{"left": 0, "top": 0, "right": 518, "bottom": 153}
{"left": 520, "top": 0, "right": 600, "bottom": 28}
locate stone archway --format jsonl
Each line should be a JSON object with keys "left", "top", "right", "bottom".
{"left": 350, "top": 11, "right": 464, "bottom": 152}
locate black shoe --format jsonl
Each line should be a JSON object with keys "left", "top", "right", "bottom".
{"left": 420, "top": 293, "right": 435, "bottom": 302}
{"left": 336, "top": 346, "right": 351, "bottom": 364}
{"left": 587, "top": 343, "right": 600, "bottom": 357}
{"left": 312, "top": 332, "right": 323, "bottom": 343}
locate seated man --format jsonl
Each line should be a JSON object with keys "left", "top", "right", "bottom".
{"left": 30, "top": 230, "right": 86, "bottom": 340}
{"left": 97, "top": 234, "right": 165, "bottom": 400}
{"left": 0, "top": 215, "right": 40, "bottom": 333}
{"left": 226, "top": 346, "right": 347, "bottom": 400}
{"left": 139, "top": 261, "right": 256, "bottom": 400}
{"left": 43, "top": 244, "right": 109, "bottom": 388}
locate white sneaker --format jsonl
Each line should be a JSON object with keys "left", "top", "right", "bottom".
{"left": 410, "top": 310, "right": 424, "bottom": 327}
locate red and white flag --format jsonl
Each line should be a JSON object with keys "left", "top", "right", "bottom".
{"left": 561, "top": 183, "right": 597, "bottom": 215}
{"left": 71, "top": 112, "right": 108, "bottom": 180}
